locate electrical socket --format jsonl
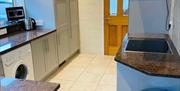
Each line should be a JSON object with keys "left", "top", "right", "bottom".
{"left": 168, "top": 21, "right": 173, "bottom": 30}
{"left": 36, "top": 20, "right": 44, "bottom": 26}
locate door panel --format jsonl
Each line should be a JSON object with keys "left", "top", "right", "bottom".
{"left": 104, "top": 0, "right": 128, "bottom": 55}
{"left": 31, "top": 37, "right": 46, "bottom": 81}
{"left": 69, "top": 0, "right": 80, "bottom": 54}
{"left": 109, "top": 25, "right": 118, "bottom": 47}
{"left": 55, "top": 0, "right": 68, "bottom": 28}
{"left": 45, "top": 32, "right": 59, "bottom": 74}
{"left": 57, "top": 27, "right": 70, "bottom": 62}
{"left": 55, "top": 0, "right": 71, "bottom": 63}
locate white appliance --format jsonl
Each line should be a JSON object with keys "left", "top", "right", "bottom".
{"left": 1, "top": 44, "right": 34, "bottom": 80}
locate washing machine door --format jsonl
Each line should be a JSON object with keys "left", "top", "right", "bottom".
{"left": 15, "top": 64, "right": 28, "bottom": 79}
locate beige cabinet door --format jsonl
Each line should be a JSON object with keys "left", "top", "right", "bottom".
{"left": 69, "top": 0, "right": 80, "bottom": 55}
{"left": 31, "top": 37, "right": 46, "bottom": 81}
{"left": 44, "top": 32, "right": 59, "bottom": 74}
{"left": 57, "top": 27, "right": 70, "bottom": 63}
{"left": 55, "top": 0, "right": 71, "bottom": 63}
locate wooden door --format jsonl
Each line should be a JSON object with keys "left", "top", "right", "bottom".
{"left": 104, "top": 0, "right": 128, "bottom": 55}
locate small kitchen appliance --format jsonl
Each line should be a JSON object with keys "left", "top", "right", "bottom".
{"left": 6, "top": 7, "right": 25, "bottom": 21}
{"left": 24, "top": 17, "right": 36, "bottom": 30}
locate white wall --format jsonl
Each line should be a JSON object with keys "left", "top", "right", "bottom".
{"left": 78, "top": 0, "right": 104, "bottom": 55}
{"left": 128, "top": 0, "right": 168, "bottom": 34}
{"left": 170, "top": 0, "right": 180, "bottom": 54}
{"left": 25, "top": 0, "right": 56, "bottom": 29}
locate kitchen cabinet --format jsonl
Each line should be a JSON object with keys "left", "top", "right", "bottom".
{"left": 56, "top": 27, "right": 70, "bottom": 64}
{"left": 25, "top": 0, "right": 80, "bottom": 65}
{"left": 44, "top": 32, "right": 59, "bottom": 74}
{"left": 31, "top": 37, "right": 46, "bottom": 80}
{"left": 69, "top": 0, "right": 80, "bottom": 55}
{"left": 31, "top": 32, "right": 58, "bottom": 81}
{"left": 55, "top": 0, "right": 80, "bottom": 64}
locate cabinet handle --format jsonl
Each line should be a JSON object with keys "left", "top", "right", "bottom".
{"left": 58, "top": 32, "right": 61, "bottom": 45}
{"left": 45, "top": 39, "right": 48, "bottom": 52}
{"left": 70, "top": 24, "right": 72, "bottom": 38}
{"left": 44, "top": 39, "right": 48, "bottom": 52}
{"left": 46, "top": 39, "right": 49, "bottom": 52}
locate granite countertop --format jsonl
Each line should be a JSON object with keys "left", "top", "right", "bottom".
{"left": 0, "top": 77, "right": 60, "bottom": 91}
{"left": 115, "top": 33, "right": 180, "bottom": 78}
{"left": 0, "top": 29, "right": 56, "bottom": 55}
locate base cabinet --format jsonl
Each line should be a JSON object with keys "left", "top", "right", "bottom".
{"left": 31, "top": 32, "right": 58, "bottom": 81}
{"left": 45, "top": 32, "right": 59, "bottom": 74}
{"left": 31, "top": 37, "right": 46, "bottom": 81}
{"left": 56, "top": 28, "right": 70, "bottom": 64}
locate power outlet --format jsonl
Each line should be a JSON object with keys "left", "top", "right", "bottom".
{"left": 36, "top": 20, "right": 44, "bottom": 26}
{"left": 168, "top": 21, "right": 173, "bottom": 31}
{"left": 0, "top": 28, "right": 7, "bottom": 35}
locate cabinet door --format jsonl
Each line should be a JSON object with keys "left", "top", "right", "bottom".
{"left": 69, "top": 0, "right": 80, "bottom": 54}
{"left": 31, "top": 37, "right": 46, "bottom": 81}
{"left": 55, "top": 0, "right": 68, "bottom": 28}
{"left": 45, "top": 32, "right": 59, "bottom": 74}
{"left": 57, "top": 27, "right": 70, "bottom": 63}
{"left": 55, "top": 0, "right": 71, "bottom": 64}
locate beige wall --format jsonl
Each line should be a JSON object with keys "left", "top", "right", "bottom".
{"left": 78, "top": 0, "right": 104, "bottom": 54}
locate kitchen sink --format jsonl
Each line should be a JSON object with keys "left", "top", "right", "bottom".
{"left": 125, "top": 39, "right": 172, "bottom": 54}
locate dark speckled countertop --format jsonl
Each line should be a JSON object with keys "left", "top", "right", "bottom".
{"left": 0, "top": 77, "right": 60, "bottom": 91}
{"left": 115, "top": 33, "right": 180, "bottom": 78}
{"left": 0, "top": 29, "right": 56, "bottom": 55}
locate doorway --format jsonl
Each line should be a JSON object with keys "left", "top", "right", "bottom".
{"left": 104, "top": 0, "right": 129, "bottom": 55}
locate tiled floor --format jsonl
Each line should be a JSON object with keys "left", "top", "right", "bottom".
{"left": 48, "top": 54, "right": 116, "bottom": 91}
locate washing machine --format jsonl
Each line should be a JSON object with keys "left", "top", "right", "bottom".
{"left": 1, "top": 44, "right": 34, "bottom": 80}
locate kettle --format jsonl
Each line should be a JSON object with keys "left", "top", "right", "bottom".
{"left": 24, "top": 17, "right": 36, "bottom": 30}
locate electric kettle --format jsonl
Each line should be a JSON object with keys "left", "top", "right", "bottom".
{"left": 24, "top": 17, "right": 36, "bottom": 30}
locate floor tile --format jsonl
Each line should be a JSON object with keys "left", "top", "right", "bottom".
{"left": 99, "top": 74, "right": 116, "bottom": 86}
{"left": 56, "top": 68, "right": 84, "bottom": 81}
{"left": 47, "top": 54, "right": 116, "bottom": 91}
{"left": 57, "top": 80, "right": 74, "bottom": 91}
{"left": 76, "top": 71, "right": 102, "bottom": 83}
{"left": 95, "top": 84, "right": 116, "bottom": 91}
{"left": 69, "top": 81, "right": 98, "bottom": 91}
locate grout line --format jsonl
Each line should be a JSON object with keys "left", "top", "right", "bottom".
{"left": 50, "top": 54, "right": 115, "bottom": 91}
{"left": 66, "top": 54, "right": 97, "bottom": 91}
{"left": 94, "top": 59, "right": 112, "bottom": 91}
